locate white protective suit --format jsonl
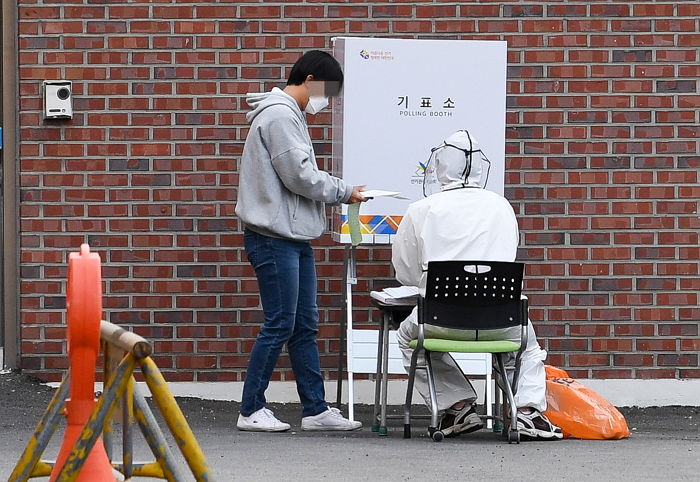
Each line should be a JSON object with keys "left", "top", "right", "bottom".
{"left": 392, "top": 130, "right": 547, "bottom": 413}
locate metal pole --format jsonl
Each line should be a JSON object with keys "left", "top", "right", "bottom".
{"left": 132, "top": 385, "right": 185, "bottom": 482}
{"left": 345, "top": 246, "right": 357, "bottom": 421}
{"left": 102, "top": 341, "right": 114, "bottom": 462}
{"left": 139, "top": 356, "right": 213, "bottom": 482}
{"left": 379, "top": 312, "right": 391, "bottom": 435}
{"left": 8, "top": 373, "right": 70, "bottom": 482}
{"left": 122, "top": 376, "right": 134, "bottom": 480}
{"left": 371, "top": 310, "right": 385, "bottom": 432}
{"left": 335, "top": 245, "right": 349, "bottom": 407}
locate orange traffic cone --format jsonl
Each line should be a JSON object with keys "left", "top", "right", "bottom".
{"left": 50, "top": 244, "right": 114, "bottom": 481}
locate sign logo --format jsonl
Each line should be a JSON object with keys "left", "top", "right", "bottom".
{"left": 412, "top": 161, "right": 436, "bottom": 186}
{"left": 359, "top": 49, "right": 394, "bottom": 61}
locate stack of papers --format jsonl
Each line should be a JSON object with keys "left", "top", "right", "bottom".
{"left": 370, "top": 286, "right": 421, "bottom": 305}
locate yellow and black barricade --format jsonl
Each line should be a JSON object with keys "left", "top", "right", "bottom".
{"left": 10, "top": 320, "right": 214, "bottom": 482}
{"left": 10, "top": 244, "right": 213, "bottom": 482}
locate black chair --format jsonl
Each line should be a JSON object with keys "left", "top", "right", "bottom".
{"left": 404, "top": 260, "right": 528, "bottom": 442}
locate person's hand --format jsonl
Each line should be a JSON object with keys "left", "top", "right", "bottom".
{"left": 347, "top": 185, "right": 367, "bottom": 204}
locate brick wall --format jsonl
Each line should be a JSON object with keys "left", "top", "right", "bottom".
{"left": 17, "top": 1, "right": 699, "bottom": 382}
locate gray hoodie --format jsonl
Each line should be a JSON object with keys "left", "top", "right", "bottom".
{"left": 235, "top": 88, "right": 352, "bottom": 241}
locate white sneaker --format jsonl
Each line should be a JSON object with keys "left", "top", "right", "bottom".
{"left": 237, "top": 407, "right": 291, "bottom": 432}
{"left": 516, "top": 409, "right": 563, "bottom": 440}
{"left": 301, "top": 407, "right": 362, "bottom": 431}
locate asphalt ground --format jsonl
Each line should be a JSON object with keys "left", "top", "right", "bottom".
{"left": 1, "top": 370, "right": 698, "bottom": 481}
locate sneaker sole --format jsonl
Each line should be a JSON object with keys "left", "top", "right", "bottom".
{"left": 443, "top": 421, "right": 484, "bottom": 438}
{"left": 301, "top": 424, "right": 362, "bottom": 432}
{"left": 517, "top": 426, "right": 563, "bottom": 440}
{"left": 237, "top": 424, "right": 290, "bottom": 432}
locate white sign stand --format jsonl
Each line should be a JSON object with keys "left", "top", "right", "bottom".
{"left": 331, "top": 37, "right": 507, "bottom": 422}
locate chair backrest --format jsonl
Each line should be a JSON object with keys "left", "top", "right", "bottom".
{"left": 422, "top": 260, "right": 526, "bottom": 330}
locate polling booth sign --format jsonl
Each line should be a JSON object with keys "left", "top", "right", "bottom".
{"left": 332, "top": 37, "right": 507, "bottom": 244}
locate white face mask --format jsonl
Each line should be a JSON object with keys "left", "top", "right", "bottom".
{"left": 304, "top": 96, "right": 329, "bottom": 115}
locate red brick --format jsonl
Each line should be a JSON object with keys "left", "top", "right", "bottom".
{"left": 636, "top": 369, "right": 677, "bottom": 379}
{"left": 416, "top": 5, "right": 456, "bottom": 17}
{"left": 522, "top": 20, "right": 563, "bottom": 33}
{"left": 612, "top": 263, "right": 654, "bottom": 276}
{"left": 635, "top": 308, "right": 677, "bottom": 321}
{"left": 568, "top": 171, "right": 609, "bottom": 184}
{"left": 63, "top": 7, "right": 105, "bottom": 18}
{"left": 391, "top": 21, "right": 432, "bottom": 33}
{"left": 613, "top": 354, "right": 653, "bottom": 366}
{"left": 108, "top": 6, "right": 147, "bottom": 18}
{"left": 478, "top": 20, "right": 519, "bottom": 33}
{"left": 235, "top": 5, "right": 279, "bottom": 18}
{"left": 174, "top": 21, "right": 216, "bottom": 34}
{"left": 176, "top": 356, "right": 217, "bottom": 369}
{"left": 569, "top": 354, "right": 611, "bottom": 367}
{"left": 615, "top": 232, "right": 654, "bottom": 244}
{"left": 658, "top": 354, "right": 698, "bottom": 367}
{"left": 569, "top": 324, "right": 610, "bottom": 337}
{"left": 546, "top": 248, "right": 588, "bottom": 261}
{"left": 569, "top": 264, "right": 609, "bottom": 276}
{"left": 434, "top": 20, "right": 475, "bottom": 33}
{"left": 459, "top": 4, "right": 500, "bottom": 16}
{"left": 590, "top": 218, "right": 632, "bottom": 230}
{"left": 523, "top": 50, "right": 564, "bottom": 63}
{"left": 304, "top": 20, "right": 346, "bottom": 34}
{"left": 591, "top": 247, "right": 631, "bottom": 260}
{"left": 548, "top": 338, "right": 588, "bottom": 351}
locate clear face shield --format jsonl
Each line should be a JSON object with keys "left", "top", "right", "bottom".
{"left": 422, "top": 141, "right": 491, "bottom": 197}
{"left": 421, "top": 147, "right": 440, "bottom": 197}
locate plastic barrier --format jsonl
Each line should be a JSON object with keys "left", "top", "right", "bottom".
{"left": 50, "top": 244, "right": 112, "bottom": 481}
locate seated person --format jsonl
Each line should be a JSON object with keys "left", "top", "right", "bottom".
{"left": 391, "top": 129, "right": 562, "bottom": 440}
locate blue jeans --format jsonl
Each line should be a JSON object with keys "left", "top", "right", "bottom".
{"left": 240, "top": 229, "right": 328, "bottom": 417}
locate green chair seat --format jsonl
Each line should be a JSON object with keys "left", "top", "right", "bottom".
{"left": 408, "top": 338, "right": 521, "bottom": 353}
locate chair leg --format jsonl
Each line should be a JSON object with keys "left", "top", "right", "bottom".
{"left": 424, "top": 350, "right": 443, "bottom": 442}
{"left": 404, "top": 348, "right": 420, "bottom": 439}
{"left": 496, "top": 354, "right": 520, "bottom": 444}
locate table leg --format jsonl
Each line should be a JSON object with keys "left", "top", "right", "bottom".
{"left": 371, "top": 313, "right": 385, "bottom": 433}
{"left": 379, "top": 312, "right": 390, "bottom": 435}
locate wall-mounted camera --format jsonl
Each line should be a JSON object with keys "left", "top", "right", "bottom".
{"left": 43, "top": 80, "right": 73, "bottom": 120}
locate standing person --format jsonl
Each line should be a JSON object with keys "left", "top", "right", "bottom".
{"left": 235, "top": 50, "right": 366, "bottom": 432}
{"left": 392, "top": 129, "right": 563, "bottom": 440}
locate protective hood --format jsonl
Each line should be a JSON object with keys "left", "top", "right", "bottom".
{"left": 245, "top": 87, "right": 304, "bottom": 124}
{"left": 427, "top": 130, "right": 491, "bottom": 193}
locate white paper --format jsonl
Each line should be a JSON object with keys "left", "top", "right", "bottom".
{"left": 382, "top": 286, "right": 421, "bottom": 298}
{"left": 362, "top": 189, "right": 409, "bottom": 200}
{"left": 370, "top": 285, "right": 420, "bottom": 305}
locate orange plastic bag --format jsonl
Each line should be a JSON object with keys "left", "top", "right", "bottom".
{"left": 543, "top": 365, "right": 630, "bottom": 440}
